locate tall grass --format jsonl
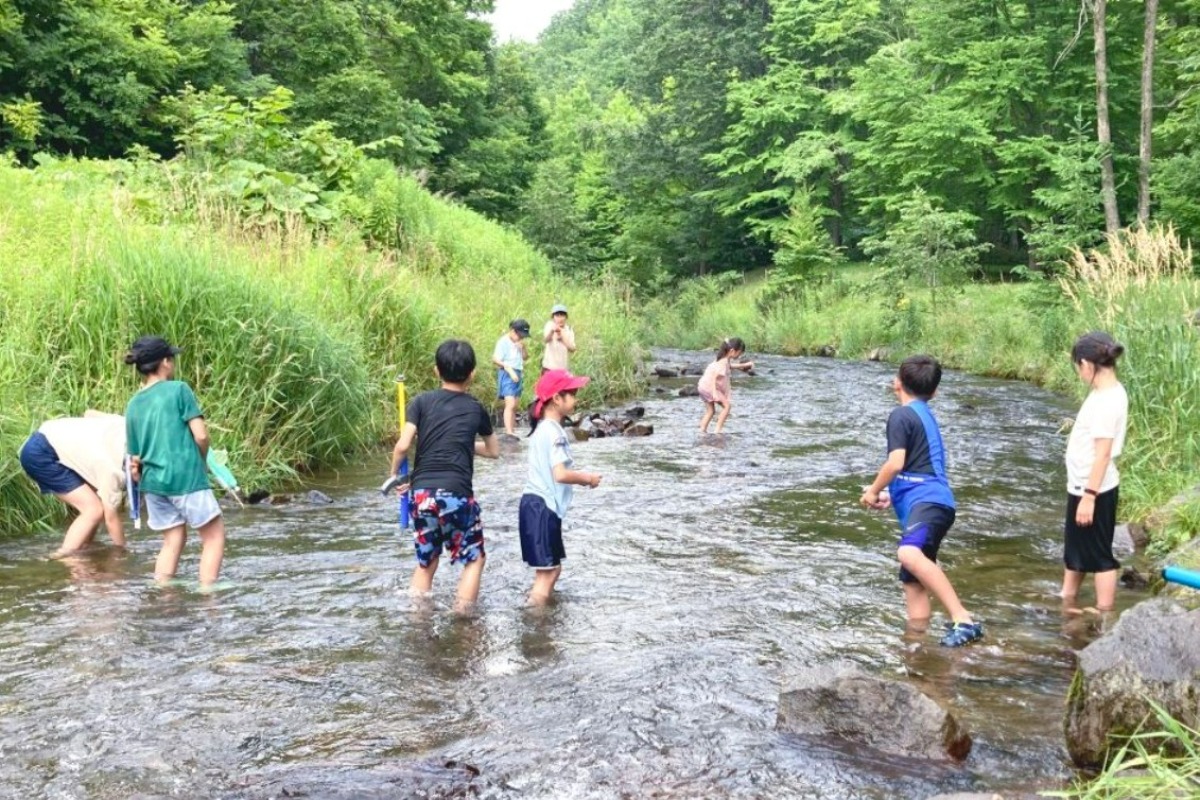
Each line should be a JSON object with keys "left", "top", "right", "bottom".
{"left": 0, "top": 161, "right": 644, "bottom": 535}
{"left": 645, "top": 227, "right": 1200, "bottom": 545}
{"left": 1045, "top": 703, "right": 1200, "bottom": 800}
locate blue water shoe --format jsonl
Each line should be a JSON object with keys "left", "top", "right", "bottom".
{"left": 940, "top": 621, "right": 983, "bottom": 648}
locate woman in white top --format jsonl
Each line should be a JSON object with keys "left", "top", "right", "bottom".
{"left": 1061, "top": 331, "right": 1128, "bottom": 613}
{"left": 18, "top": 411, "right": 127, "bottom": 556}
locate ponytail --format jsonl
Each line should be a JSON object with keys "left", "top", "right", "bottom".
{"left": 526, "top": 398, "right": 544, "bottom": 437}
{"left": 715, "top": 336, "right": 746, "bottom": 361}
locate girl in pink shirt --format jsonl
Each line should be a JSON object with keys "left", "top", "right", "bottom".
{"left": 698, "top": 337, "right": 754, "bottom": 433}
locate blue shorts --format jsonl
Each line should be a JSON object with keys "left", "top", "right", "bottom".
{"left": 497, "top": 369, "right": 523, "bottom": 398}
{"left": 897, "top": 502, "right": 955, "bottom": 584}
{"left": 412, "top": 489, "right": 484, "bottom": 567}
{"left": 519, "top": 494, "right": 565, "bottom": 569}
{"left": 19, "top": 432, "right": 86, "bottom": 496}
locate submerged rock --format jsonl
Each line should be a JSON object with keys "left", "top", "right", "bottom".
{"left": 1064, "top": 598, "right": 1200, "bottom": 768}
{"left": 623, "top": 423, "right": 653, "bottom": 437}
{"left": 777, "top": 662, "right": 971, "bottom": 761}
{"left": 653, "top": 366, "right": 680, "bottom": 378}
{"left": 678, "top": 386, "right": 700, "bottom": 397}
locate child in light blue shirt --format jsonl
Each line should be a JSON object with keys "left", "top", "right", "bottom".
{"left": 518, "top": 369, "right": 602, "bottom": 604}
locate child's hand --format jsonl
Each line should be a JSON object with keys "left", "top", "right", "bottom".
{"left": 130, "top": 456, "right": 142, "bottom": 482}
{"left": 859, "top": 487, "right": 890, "bottom": 510}
{"left": 507, "top": 368, "right": 519, "bottom": 382}
{"left": 394, "top": 482, "right": 411, "bottom": 496}
{"left": 587, "top": 473, "right": 602, "bottom": 489}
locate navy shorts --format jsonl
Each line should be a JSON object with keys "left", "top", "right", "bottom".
{"left": 897, "top": 502, "right": 956, "bottom": 584}
{"left": 19, "top": 432, "right": 86, "bottom": 496}
{"left": 519, "top": 494, "right": 565, "bottom": 569}
{"left": 1064, "top": 487, "right": 1120, "bottom": 573}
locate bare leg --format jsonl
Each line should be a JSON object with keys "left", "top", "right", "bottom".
{"left": 713, "top": 402, "right": 732, "bottom": 433}
{"left": 454, "top": 555, "right": 486, "bottom": 613}
{"left": 196, "top": 514, "right": 226, "bottom": 586}
{"left": 528, "top": 566, "right": 562, "bottom": 605}
{"left": 155, "top": 525, "right": 187, "bottom": 582}
{"left": 897, "top": 545, "right": 972, "bottom": 623}
{"left": 411, "top": 555, "right": 439, "bottom": 595}
{"left": 902, "top": 581, "right": 932, "bottom": 626}
{"left": 1060, "top": 568, "right": 1084, "bottom": 607}
{"left": 1093, "top": 569, "right": 1118, "bottom": 611}
{"left": 699, "top": 402, "right": 715, "bottom": 433}
{"left": 53, "top": 485, "right": 105, "bottom": 555}
{"left": 503, "top": 396, "right": 518, "bottom": 435}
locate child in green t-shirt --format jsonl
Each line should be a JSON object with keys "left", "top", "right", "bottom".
{"left": 124, "top": 336, "right": 226, "bottom": 586}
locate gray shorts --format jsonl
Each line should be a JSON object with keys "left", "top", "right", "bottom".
{"left": 145, "top": 489, "right": 222, "bottom": 531}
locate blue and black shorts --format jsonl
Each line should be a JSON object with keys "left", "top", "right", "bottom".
{"left": 897, "top": 502, "right": 956, "bottom": 584}
{"left": 19, "top": 432, "right": 86, "bottom": 496}
{"left": 518, "top": 493, "right": 565, "bottom": 569}
{"left": 412, "top": 489, "right": 484, "bottom": 567}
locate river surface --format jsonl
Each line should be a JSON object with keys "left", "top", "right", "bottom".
{"left": 0, "top": 350, "right": 1147, "bottom": 799}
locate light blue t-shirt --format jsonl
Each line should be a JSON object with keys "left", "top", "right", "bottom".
{"left": 524, "top": 419, "right": 574, "bottom": 518}
{"left": 493, "top": 334, "right": 524, "bottom": 372}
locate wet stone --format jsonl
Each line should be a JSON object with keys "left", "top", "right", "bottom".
{"left": 777, "top": 661, "right": 971, "bottom": 761}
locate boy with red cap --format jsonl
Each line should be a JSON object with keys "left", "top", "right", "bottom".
{"left": 519, "top": 369, "right": 602, "bottom": 604}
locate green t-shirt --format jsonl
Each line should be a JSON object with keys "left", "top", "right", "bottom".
{"left": 125, "top": 380, "right": 209, "bottom": 496}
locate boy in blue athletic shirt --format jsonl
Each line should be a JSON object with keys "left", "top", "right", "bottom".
{"left": 860, "top": 355, "right": 983, "bottom": 648}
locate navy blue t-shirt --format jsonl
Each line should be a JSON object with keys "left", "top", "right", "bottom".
{"left": 408, "top": 389, "right": 494, "bottom": 497}
{"left": 886, "top": 405, "right": 936, "bottom": 475}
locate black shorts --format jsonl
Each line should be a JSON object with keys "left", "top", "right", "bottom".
{"left": 897, "top": 503, "right": 956, "bottom": 584}
{"left": 519, "top": 494, "right": 565, "bottom": 569}
{"left": 1064, "top": 487, "right": 1120, "bottom": 573}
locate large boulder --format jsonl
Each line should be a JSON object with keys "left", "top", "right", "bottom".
{"left": 777, "top": 662, "right": 972, "bottom": 761}
{"left": 1064, "top": 598, "right": 1200, "bottom": 768}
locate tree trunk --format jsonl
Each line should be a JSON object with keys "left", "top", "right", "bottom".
{"left": 1138, "top": 0, "right": 1159, "bottom": 226}
{"left": 1092, "top": 0, "right": 1121, "bottom": 234}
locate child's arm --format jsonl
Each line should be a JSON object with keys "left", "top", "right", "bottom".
{"left": 390, "top": 422, "right": 418, "bottom": 476}
{"left": 187, "top": 416, "right": 211, "bottom": 459}
{"left": 860, "top": 449, "right": 906, "bottom": 508}
{"left": 1075, "top": 437, "right": 1115, "bottom": 525}
{"left": 731, "top": 358, "right": 755, "bottom": 372}
{"left": 493, "top": 346, "right": 518, "bottom": 380}
{"left": 563, "top": 326, "right": 576, "bottom": 352}
{"left": 476, "top": 434, "right": 500, "bottom": 459}
{"left": 552, "top": 463, "right": 602, "bottom": 488}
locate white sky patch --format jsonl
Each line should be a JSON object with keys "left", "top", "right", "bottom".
{"left": 486, "top": 0, "right": 577, "bottom": 43}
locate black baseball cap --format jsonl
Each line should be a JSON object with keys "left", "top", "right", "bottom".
{"left": 510, "top": 319, "right": 531, "bottom": 338}
{"left": 129, "top": 335, "right": 182, "bottom": 366}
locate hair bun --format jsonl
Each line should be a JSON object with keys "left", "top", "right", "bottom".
{"left": 123, "top": 353, "right": 137, "bottom": 365}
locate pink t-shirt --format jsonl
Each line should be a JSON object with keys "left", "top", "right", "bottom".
{"left": 697, "top": 359, "right": 731, "bottom": 403}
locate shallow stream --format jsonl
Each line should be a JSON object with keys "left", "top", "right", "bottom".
{"left": 0, "top": 350, "right": 1145, "bottom": 798}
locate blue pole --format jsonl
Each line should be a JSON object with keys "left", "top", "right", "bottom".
{"left": 125, "top": 455, "right": 141, "bottom": 530}
{"left": 1163, "top": 565, "right": 1200, "bottom": 590}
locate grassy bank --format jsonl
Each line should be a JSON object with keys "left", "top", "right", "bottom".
{"left": 0, "top": 160, "right": 643, "bottom": 535}
{"left": 643, "top": 230, "right": 1200, "bottom": 551}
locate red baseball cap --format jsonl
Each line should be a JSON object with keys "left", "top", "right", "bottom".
{"left": 534, "top": 369, "right": 590, "bottom": 402}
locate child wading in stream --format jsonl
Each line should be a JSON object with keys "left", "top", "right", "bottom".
{"left": 518, "top": 370, "right": 602, "bottom": 604}
{"left": 860, "top": 354, "right": 983, "bottom": 647}
{"left": 697, "top": 337, "right": 755, "bottom": 434}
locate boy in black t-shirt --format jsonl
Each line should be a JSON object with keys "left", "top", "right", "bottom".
{"left": 389, "top": 340, "right": 500, "bottom": 612}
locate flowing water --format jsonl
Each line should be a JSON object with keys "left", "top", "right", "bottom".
{"left": 0, "top": 350, "right": 1147, "bottom": 799}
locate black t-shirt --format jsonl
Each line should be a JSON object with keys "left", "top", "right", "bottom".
{"left": 408, "top": 389, "right": 494, "bottom": 496}
{"left": 885, "top": 405, "right": 934, "bottom": 475}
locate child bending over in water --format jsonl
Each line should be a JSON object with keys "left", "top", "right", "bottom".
{"left": 698, "top": 337, "right": 755, "bottom": 434}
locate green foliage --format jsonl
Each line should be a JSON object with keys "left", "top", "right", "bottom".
{"left": 760, "top": 189, "right": 845, "bottom": 308}
{"left": 1026, "top": 111, "right": 1106, "bottom": 267}
{"left": 0, "top": 151, "right": 644, "bottom": 535}
{"left": 862, "top": 190, "right": 989, "bottom": 305}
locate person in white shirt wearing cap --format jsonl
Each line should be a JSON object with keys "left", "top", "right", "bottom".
{"left": 541, "top": 304, "right": 576, "bottom": 373}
